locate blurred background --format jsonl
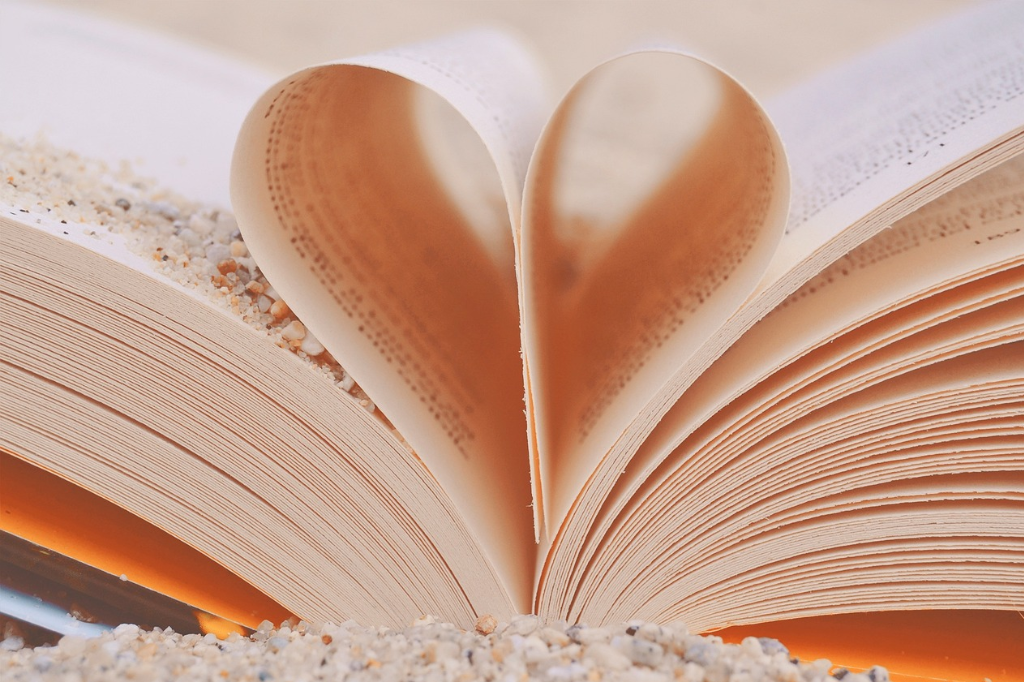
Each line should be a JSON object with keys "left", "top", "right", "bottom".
{"left": 44, "top": 0, "right": 972, "bottom": 99}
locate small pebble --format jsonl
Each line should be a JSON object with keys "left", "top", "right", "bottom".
{"left": 866, "top": 667, "right": 890, "bottom": 682}
{"left": 576, "top": 626, "right": 612, "bottom": 646}
{"left": 507, "top": 614, "right": 540, "bottom": 636}
{"left": 584, "top": 642, "right": 632, "bottom": 671}
{"left": 205, "top": 242, "right": 231, "bottom": 265}
{"left": 189, "top": 213, "right": 216, "bottom": 236}
{"left": 266, "top": 636, "right": 289, "bottom": 653}
{"left": 0, "top": 637, "right": 24, "bottom": 652}
{"left": 269, "top": 299, "right": 290, "bottom": 320}
{"left": 281, "top": 320, "right": 306, "bottom": 341}
{"left": 538, "top": 626, "right": 570, "bottom": 647}
{"left": 620, "top": 636, "right": 664, "bottom": 667}
{"left": 740, "top": 636, "right": 763, "bottom": 659}
{"left": 216, "top": 258, "right": 238, "bottom": 275}
{"left": 340, "top": 372, "right": 356, "bottom": 392}
{"left": 474, "top": 614, "right": 497, "bottom": 635}
{"left": 300, "top": 331, "right": 325, "bottom": 356}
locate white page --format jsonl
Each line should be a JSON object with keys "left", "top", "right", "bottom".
{"left": 547, "top": 155, "right": 1024, "bottom": 619}
{"left": 232, "top": 31, "right": 551, "bottom": 609}
{"left": 537, "top": 4, "right": 1024, "bottom": 615}
{"left": 0, "top": 1, "right": 273, "bottom": 206}
{"left": 521, "top": 48, "right": 789, "bottom": 539}
{"left": 764, "top": 0, "right": 1024, "bottom": 287}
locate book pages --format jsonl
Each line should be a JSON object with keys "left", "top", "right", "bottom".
{"left": 572, "top": 344, "right": 1022, "bottom": 628}
{"left": 548, "top": 159, "right": 1024, "bottom": 623}
{"left": 535, "top": 1, "right": 1024, "bottom": 619}
{"left": 0, "top": 216, "right": 517, "bottom": 626}
{"left": 0, "top": 2, "right": 272, "bottom": 206}
{"left": 764, "top": 0, "right": 1024, "bottom": 289}
{"left": 232, "top": 32, "right": 550, "bottom": 609}
{"left": 5, "top": 0, "right": 1023, "bottom": 640}
{"left": 630, "top": 155, "right": 1024, "bottom": 501}
{"left": 0, "top": 452, "right": 292, "bottom": 629}
{"left": 231, "top": 35, "right": 790, "bottom": 599}
{"left": 521, "top": 50, "right": 788, "bottom": 540}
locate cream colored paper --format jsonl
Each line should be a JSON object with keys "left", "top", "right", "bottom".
{"left": 534, "top": 1, "right": 1024, "bottom": 619}
{"left": 0, "top": 2, "right": 272, "bottom": 206}
{"left": 765, "top": 0, "right": 1024, "bottom": 288}
{"left": 232, "top": 36, "right": 789, "bottom": 601}
{"left": 549, "top": 157, "right": 1024, "bottom": 619}
{"left": 4, "top": 0, "right": 1022, "bottom": 632}
{"left": 521, "top": 50, "right": 788, "bottom": 539}
{"left": 232, "top": 31, "right": 550, "bottom": 609}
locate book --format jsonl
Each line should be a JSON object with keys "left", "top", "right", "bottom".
{"left": 2, "top": 1, "right": 1022, "bottom": 676}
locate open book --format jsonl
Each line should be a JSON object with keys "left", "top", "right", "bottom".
{"left": 2, "top": 0, "right": 1022, "bottom": 671}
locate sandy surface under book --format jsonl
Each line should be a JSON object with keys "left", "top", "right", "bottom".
{"left": 1, "top": 616, "right": 888, "bottom": 682}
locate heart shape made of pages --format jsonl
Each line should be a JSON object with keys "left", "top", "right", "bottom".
{"left": 231, "top": 31, "right": 789, "bottom": 604}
